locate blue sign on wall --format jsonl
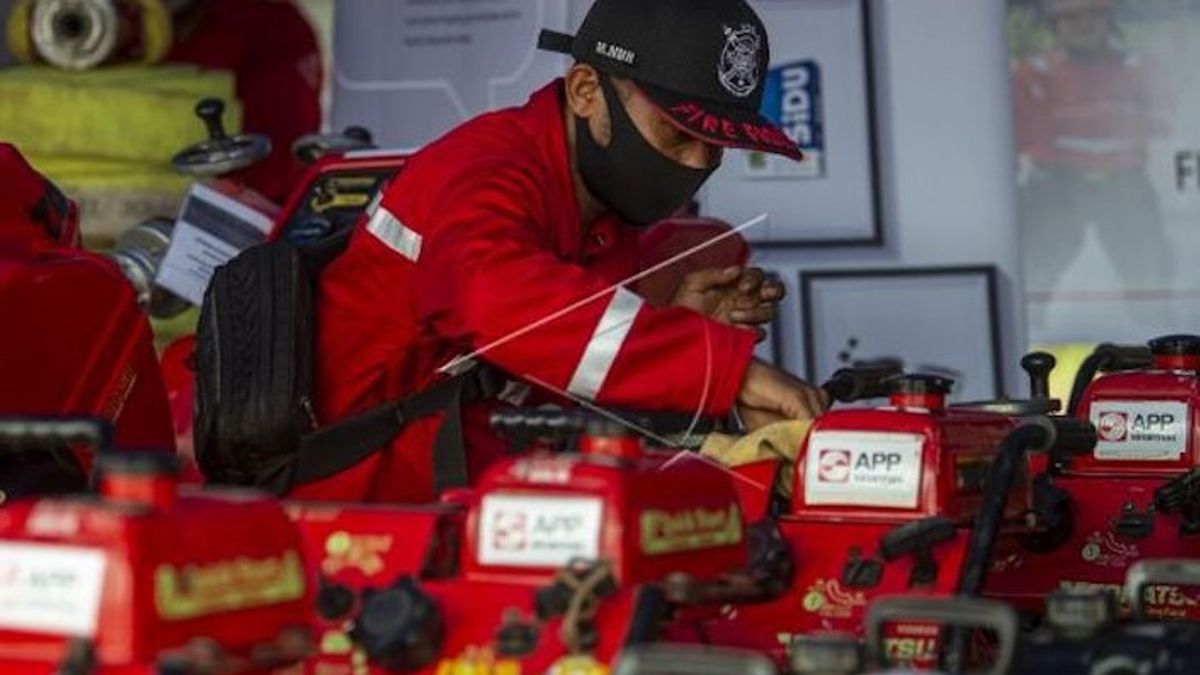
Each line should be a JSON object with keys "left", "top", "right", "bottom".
{"left": 748, "top": 59, "right": 824, "bottom": 179}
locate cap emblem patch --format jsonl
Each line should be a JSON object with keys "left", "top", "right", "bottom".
{"left": 718, "top": 24, "right": 762, "bottom": 98}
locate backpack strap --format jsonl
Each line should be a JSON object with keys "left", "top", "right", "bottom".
{"left": 291, "top": 365, "right": 505, "bottom": 493}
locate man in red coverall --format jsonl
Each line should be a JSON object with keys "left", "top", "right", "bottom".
{"left": 305, "top": 0, "right": 828, "bottom": 504}
{"left": 164, "top": 0, "right": 322, "bottom": 203}
{"left": 1014, "top": 0, "right": 1171, "bottom": 306}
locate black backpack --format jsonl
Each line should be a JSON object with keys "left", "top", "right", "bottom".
{"left": 194, "top": 229, "right": 502, "bottom": 497}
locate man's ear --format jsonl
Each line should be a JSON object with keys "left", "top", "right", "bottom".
{"left": 565, "top": 63, "right": 603, "bottom": 120}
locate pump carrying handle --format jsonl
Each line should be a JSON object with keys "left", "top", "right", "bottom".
{"left": 613, "top": 644, "right": 777, "bottom": 675}
{"left": 492, "top": 364, "right": 906, "bottom": 449}
{"left": 1125, "top": 559, "right": 1200, "bottom": 620}
{"left": 864, "top": 595, "right": 1018, "bottom": 675}
{"left": 0, "top": 417, "right": 113, "bottom": 455}
{"left": 823, "top": 364, "right": 903, "bottom": 404}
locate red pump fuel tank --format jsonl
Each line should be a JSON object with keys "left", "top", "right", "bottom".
{"left": 0, "top": 447, "right": 312, "bottom": 674}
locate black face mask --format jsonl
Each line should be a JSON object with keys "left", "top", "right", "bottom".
{"left": 574, "top": 75, "right": 718, "bottom": 227}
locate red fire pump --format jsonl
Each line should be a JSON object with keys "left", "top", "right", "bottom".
{"left": 743, "top": 413, "right": 1098, "bottom": 675}
{"left": 288, "top": 413, "right": 784, "bottom": 674}
{"left": 986, "top": 335, "right": 1200, "bottom": 615}
{"left": 715, "top": 358, "right": 1098, "bottom": 667}
{"left": 0, "top": 419, "right": 312, "bottom": 674}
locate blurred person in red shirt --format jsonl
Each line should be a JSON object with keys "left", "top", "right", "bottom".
{"left": 1013, "top": 0, "right": 1173, "bottom": 301}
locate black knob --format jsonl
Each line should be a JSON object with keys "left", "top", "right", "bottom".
{"left": 1021, "top": 352, "right": 1057, "bottom": 401}
{"left": 534, "top": 583, "right": 573, "bottom": 621}
{"left": 1149, "top": 334, "right": 1200, "bottom": 357}
{"left": 893, "top": 374, "right": 954, "bottom": 396}
{"left": 352, "top": 577, "right": 443, "bottom": 672}
{"left": 195, "top": 98, "right": 228, "bottom": 141}
{"left": 315, "top": 582, "right": 357, "bottom": 622}
{"left": 495, "top": 613, "right": 539, "bottom": 657}
{"left": 344, "top": 126, "right": 373, "bottom": 143}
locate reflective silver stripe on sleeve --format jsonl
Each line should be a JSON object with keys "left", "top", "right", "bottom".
{"left": 366, "top": 206, "right": 422, "bottom": 262}
{"left": 365, "top": 189, "right": 384, "bottom": 216}
{"left": 567, "top": 287, "right": 644, "bottom": 400}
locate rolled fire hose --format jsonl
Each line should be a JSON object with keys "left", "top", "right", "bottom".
{"left": 7, "top": 0, "right": 173, "bottom": 70}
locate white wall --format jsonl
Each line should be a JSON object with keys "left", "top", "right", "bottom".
{"left": 756, "top": 0, "right": 1027, "bottom": 395}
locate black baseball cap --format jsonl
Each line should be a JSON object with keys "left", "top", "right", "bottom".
{"left": 539, "top": 0, "right": 803, "bottom": 161}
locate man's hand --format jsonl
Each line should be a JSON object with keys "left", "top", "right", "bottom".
{"left": 737, "top": 359, "right": 829, "bottom": 431}
{"left": 672, "top": 266, "right": 786, "bottom": 337}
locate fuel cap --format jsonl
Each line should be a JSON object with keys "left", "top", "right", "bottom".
{"left": 98, "top": 451, "right": 179, "bottom": 510}
{"left": 1149, "top": 335, "right": 1200, "bottom": 371}
{"left": 789, "top": 632, "right": 864, "bottom": 675}
{"left": 1044, "top": 589, "right": 1116, "bottom": 639}
{"left": 579, "top": 414, "right": 643, "bottom": 459}
{"left": 890, "top": 374, "right": 954, "bottom": 411}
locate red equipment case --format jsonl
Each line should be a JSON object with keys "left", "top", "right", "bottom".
{"left": 0, "top": 434, "right": 311, "bottom": 674}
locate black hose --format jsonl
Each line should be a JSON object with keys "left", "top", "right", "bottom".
{"left": 1066, "top": 352, "right": 1108, "bottom": 418}
{"left": 958, "top": 418, "right": 1096, "bottom": 596}
{"left": 1066, "top": 344, "right": 1152, "bottom": 417}
{"left": 957, "top": 423, "right": 1051, "bottom": 597}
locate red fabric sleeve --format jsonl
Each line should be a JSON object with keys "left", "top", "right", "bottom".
{"left": 230, "top": 3, "right": 323, "bottom": 202}
{"left": 410, "top": 168, "right": 756, "bottom": 417}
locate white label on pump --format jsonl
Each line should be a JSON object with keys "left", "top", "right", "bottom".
{"left": 156, "top": 182, "right": 274, "bottom": 305}
{"left": 804, "top": 431, "right": 925, "bottom": 508}
{"left": 477, "top": 494, "right": 603, "bottom": 568}
{"left": 1091, "top": 400, "right": 1190, "bottom": 461}
{"left": 0, "top": 543, "right": 107, "bottom": 637}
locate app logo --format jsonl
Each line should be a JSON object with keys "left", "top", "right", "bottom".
{"left": 1098, "top": 411, "right": 1129, "bottom": 442}
{"left": 818, "top": 449, "right": 851, "bottom": 483}
{"left": 491, "top": 511, "right": 527, "bottom": 551}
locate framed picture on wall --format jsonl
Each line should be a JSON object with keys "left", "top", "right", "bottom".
{"left": 702, "top": 0, "right": 882, "bottom": 247}
{"left": 799, "top": 266, "right": 1003, "bottom": 401}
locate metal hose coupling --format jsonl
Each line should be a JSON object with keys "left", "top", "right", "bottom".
{"left": 10, "top": 0, "right": 173, "bottom": 70}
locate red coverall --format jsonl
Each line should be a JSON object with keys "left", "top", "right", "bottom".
{"left": 306, "top": 81, "right": 758, "bottom": 504}
{"left": 166, "top": 0, "right": 322, "bottom": 203}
